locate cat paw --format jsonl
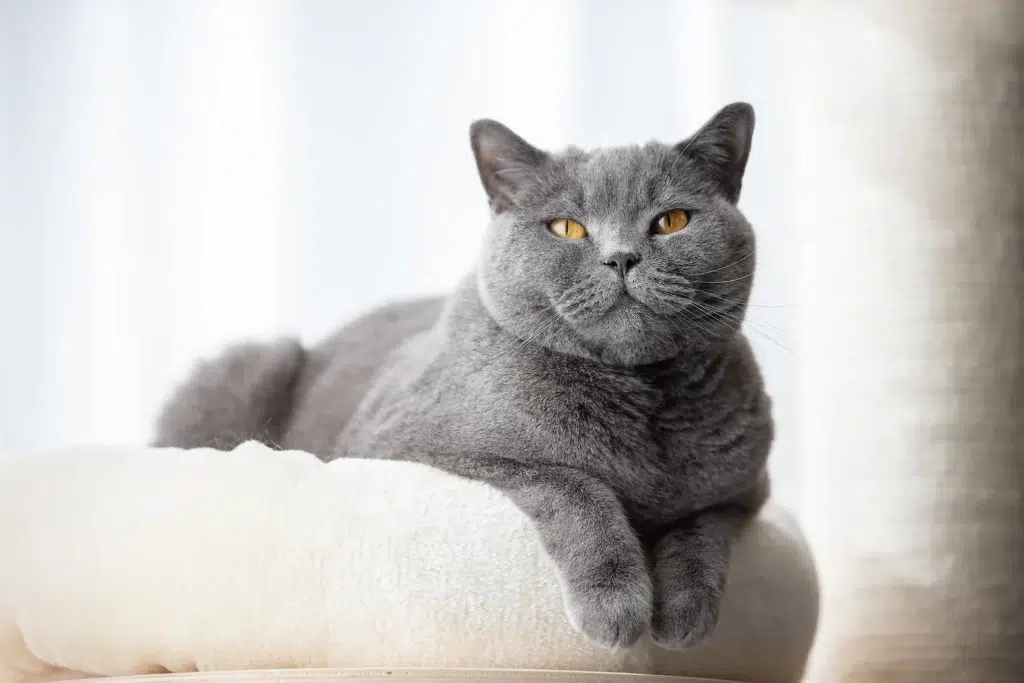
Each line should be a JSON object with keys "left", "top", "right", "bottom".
{"left": 563, "top": 566, "right": 653, "bottom": 650}
{"left": 651, "top": 584, "right": 722, "bottom": 650}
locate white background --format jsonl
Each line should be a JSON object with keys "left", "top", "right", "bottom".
{"left": 0, "top": 0, "right": 800, "bottom": 511}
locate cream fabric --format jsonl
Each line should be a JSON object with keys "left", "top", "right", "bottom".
{"left": 794, "top": 1, "right": 1023, "bottom": 681}
{"left": 0, "top": 443, "right": 817, "bottom": 683}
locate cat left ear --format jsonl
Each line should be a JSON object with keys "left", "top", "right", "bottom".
{"left": 677, "top": 102, "right": 755, "bottom": 203}
{"left": 470, "top": 119, "right": 548, "bottom": 213}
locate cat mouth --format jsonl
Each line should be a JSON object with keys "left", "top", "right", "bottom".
{"left": 601, "top": 290, "right": 650, "bottom": 320}
{"left": 553, "top": 280, "right": 654, "bottom": 332}
{"left": 618, "top": 285, "right": 659, "bottom": 313}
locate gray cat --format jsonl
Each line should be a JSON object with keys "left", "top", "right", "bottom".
{"left": 153, "top": 102, "right": 773, "bottom": 652}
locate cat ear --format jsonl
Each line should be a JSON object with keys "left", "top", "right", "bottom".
{"left": 470, "top": 119, "right": 548, "bottom": 213}
{"left": 676, "top": 102, "right": 755, "bottom": 203}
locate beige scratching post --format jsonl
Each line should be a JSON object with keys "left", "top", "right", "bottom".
{"left": 794, "top": 2, "right": 1023, "bottom": 681}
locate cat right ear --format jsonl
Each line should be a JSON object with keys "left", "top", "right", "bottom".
{"left": 676, "top": 102, "right": 755, "bottom": 203}
{"left": 470, "top": 119, "right": 547, "bottom": 213}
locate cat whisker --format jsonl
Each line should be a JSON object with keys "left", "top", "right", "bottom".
{"left": 688, "top": 300, "right": 796, "bottom": 357}
{"left": 689, "top": 272, "right": 756, "bottom": 285}
{"left": 666, "top": 309, "right": 714, "bottom": 346}
{"left": 490, "top": 315, "right": 562, "bottom": 369}
{"left": 695, "top": 291, "right": 789, "bottom": 334}
{"left": 689, "top": 249, "right": 756, "bottom": 278}
{"left": 689, "top": 298, "right": 768, "bottom": 336}
{"left": 696, "top": 290, "right": 795, "bottom": 310}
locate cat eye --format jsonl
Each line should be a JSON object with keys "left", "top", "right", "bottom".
{"left": 652, "top": 209, "right": 690, "bottom": 235}
{"left": 548, "top": 218, "right": 588, "bottom": 240}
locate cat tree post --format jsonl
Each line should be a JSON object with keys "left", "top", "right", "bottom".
{"left": 793, "top": 2, "right": 1022, "bottom": 681}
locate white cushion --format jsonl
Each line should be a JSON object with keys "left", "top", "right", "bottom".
{"left": 0, "top": 442, "right": 817, "bottom": 683}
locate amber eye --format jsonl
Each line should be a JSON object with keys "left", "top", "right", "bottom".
{"left": 548, "top": 218, "right": 588, "bottom": 240}
{"left": 652, "top": 209, "right": 690, "bottom": 235}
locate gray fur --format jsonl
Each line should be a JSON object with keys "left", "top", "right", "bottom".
{"left": 152, "top": 338, "right": 305, "bottom": 450}
{"left": 153, "top": 102, "right": 773, "bottom": 652}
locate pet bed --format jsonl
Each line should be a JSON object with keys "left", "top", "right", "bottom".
{"left": 0, "top": 442, "right": 818, "bottom": 682}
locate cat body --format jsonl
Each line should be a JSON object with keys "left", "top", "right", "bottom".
{"left": 336, "top": 275, "right": 770, "bottom": 530}
{"left": 154, "top": 103, "right": 773, "bottom": 651}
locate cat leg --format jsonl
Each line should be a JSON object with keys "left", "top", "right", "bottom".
{"left": 648, "top": 508, "right": 743, "bottom": 650}
{"left": 432, "top": 455, "right": 653, "bottom": 650}
{"left": 650, "top": 472, "right": 769, "bottom": 650}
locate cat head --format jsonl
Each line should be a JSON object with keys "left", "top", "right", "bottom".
{"left": 471, "top": 103, "right": 757, "bottom": 367}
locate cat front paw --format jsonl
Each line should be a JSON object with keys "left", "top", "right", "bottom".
{"left": 651, "top": 583, "right": 722, "bottom": 650}
{"left": 563, "top": 562, "right": 653, "bottom": 650}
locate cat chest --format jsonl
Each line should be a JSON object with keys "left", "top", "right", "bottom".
{"left": 525, "top": 381, "right": 680, "bottom": 474}
{"left": 525, "top": 381, "right": 764, "bottom": 522}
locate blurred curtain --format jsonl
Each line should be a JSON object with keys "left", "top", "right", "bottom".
{"left": 795, "top": 1, "right": 1023, "bottom": 680}
{"left": 0, "top": 0, "right": 801, "bottom": 508}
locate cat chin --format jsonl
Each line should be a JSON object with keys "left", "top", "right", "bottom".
{"left": 568, "top": 306, "right": 687, "bottom": 367}
{"left": 594, "top": 340, "right": 683, "bottom": 368}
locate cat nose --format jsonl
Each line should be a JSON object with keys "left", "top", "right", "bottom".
{"left": 604, "top": 252, "right": 641, "bottom": 278}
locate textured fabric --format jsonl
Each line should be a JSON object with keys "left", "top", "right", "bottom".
{"left": 0, "top": 443, "right": 818, "bottom": 683}
{"left": 794, "top": 1, "right": 1024, "bottom": 681}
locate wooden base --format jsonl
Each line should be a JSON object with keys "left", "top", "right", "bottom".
{"left": 92, "top": 668, "right": 737, "bottom": 682}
